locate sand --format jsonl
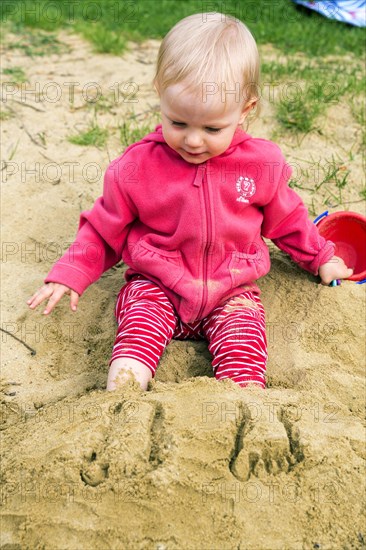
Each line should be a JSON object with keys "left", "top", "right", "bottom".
{"left": 1, "top": 30, "right": 365, "bottom": 550}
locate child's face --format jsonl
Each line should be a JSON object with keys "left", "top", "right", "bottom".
{"left": 159, "top": 83, "right": 252, "bottom": 164}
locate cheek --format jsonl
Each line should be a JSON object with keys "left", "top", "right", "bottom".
{"left": 210, "top": 134, "right": 230, "bottom": 152}
{"left": 167, "top": 128, "right": 180, "bottom": 144}
{"left": 163, "top": 127, "right": 177, "bottom": 148}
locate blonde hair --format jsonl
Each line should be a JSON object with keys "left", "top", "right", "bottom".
{"left": 153, "top": 12, "right": 260, "bottom": 112}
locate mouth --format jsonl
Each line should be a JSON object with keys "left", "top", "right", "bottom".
{"left": 184, "top": 150, "right": 205, "bottom": 156}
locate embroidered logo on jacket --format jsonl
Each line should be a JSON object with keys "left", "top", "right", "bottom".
{"left": 236, "top": 176, "right": 256, "bottom": 203}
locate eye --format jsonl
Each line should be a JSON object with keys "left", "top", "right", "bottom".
{"left": 206, "top": 127, "right": 222, "bottom": 133}
{"left": 171, "top": 121, "right": 186, "bottom": 127}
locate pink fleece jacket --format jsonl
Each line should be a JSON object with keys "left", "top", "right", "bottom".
{"left": 45, "top": 125, "right": 335, "bottom": 323}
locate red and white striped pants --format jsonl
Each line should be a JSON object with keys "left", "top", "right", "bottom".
{"left": 110, "top": 275, "right": 268, "bottom": 388}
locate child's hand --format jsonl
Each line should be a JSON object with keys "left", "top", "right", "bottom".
{"left": 27, "top": 283, "right": 79, "bottom": 315}
{"left": 318, "top": 255, "right": 353, "bottom": 286}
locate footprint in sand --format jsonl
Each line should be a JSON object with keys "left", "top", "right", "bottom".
{"left": 229, "top": 401, "right": 305, "bottom": 481}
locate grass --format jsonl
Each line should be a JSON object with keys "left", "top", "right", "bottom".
{"left": 1, "top": 67, "right": 27, "bottom": 83}
{"left": 8, "top": 138, "right": 20, "bottom": 161}
{"left": 261, "top": 59, "right": 365, "bottom": 133}
{"left": 2, "top": 1, "right": 363, "bottom": 139}
{"left": 288, "top": 154, "right": 362, "bottom": 214}
{"left": 3, "top": 24, "right": 70, "bottom": 56}
{"left": 317, "top": 157, "right": 351, "bottom": 208}
{"left": 67, "top": 122, "right": 109, "bottom": 148}
{"left": 350, "top": 97, "right": 366, "bottom": 149}
{"left": 119, "top": 116, "right": 160, "bottom": 148}
{"left": 1, "top": 0, "right": 364, "bottom": 211}
{"left": 277, "top": 96, "right": 316, "bottom": 134}
{"left": 66, "top": 109, "right": 159, "bottom": 149}
{"left": 74, "top": 21, "right": 127, "bottom": 54}
{"left": 1, "top": 0, "right": 364, "bottom": 57}
{"left": 0, "top": 66, "right": 27, "bottom": 120}
{"left": 0, "top": 108, "right": 14, "bottom": 121}
{"left": 87, "top": 94, "right": 117, "bottom": 115}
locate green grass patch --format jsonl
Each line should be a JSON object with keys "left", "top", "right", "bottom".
{"left": 277, "top": 96, "right": 317, "bottom": 133}
{"left": 118, "top": 107, "right": 160, "bottom": 147}
{"left": 1, "top": 0, "right": 364, "bottom": 57}
{"left": 3, "top": 24, "right": 70, "bottom": 56}
{"left": 288, "top": 154, "right": 358, "bottom": 214}
{"left": 350, "top": 96, "right": 366, "bottom": 149}
{"left": 74, "top": 21, "right": 127, "bottom": 54}
{"left": 119, "top": 119, "right": 157, "bottom": 148}
{"left": 68, "top": 122, "right": 109, "bottom": 148}
{"left": 261, "top": 59, "right": 365, "bottom": 133}
{"left": 1, "top": 66, "right": 27, "bottom": 83}
{"left": 0, "top": 107, "right": 14, "bottom": 121}
{"left": 87, "top": 94, "right": 117, "bottom": 115}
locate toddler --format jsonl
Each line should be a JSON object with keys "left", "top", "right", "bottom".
{"left": 27, "top": 13, "right": 352, "bottom": 391}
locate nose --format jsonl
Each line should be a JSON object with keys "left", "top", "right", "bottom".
{"left": 184, "top": 130, "right": 203, "bottom": 148}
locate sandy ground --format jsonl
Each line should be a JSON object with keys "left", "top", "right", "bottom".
{"left": 1, "top": 30, "right": 365, "bottom": 550}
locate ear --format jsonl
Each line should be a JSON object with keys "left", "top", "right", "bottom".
{"left": 239, "top": 98, "right": 258, "bottom": 124}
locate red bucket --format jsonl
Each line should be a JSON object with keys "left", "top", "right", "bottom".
{"left": 315, "top": 211, "right": 366, "bottom": 282}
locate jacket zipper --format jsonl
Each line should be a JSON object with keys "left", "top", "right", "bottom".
{"left": 197, "top": 163, "right": 211, "bottom": 319}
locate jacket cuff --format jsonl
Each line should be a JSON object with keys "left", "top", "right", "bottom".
{"left": 299, "top": 240, "right": 336, "bottom": 276}
{"left": 44, "top": 263, "right": 94, "bottom": 295}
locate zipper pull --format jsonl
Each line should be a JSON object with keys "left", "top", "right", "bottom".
{"left": 193, "top": 164, "right": 206, "bottom": 187}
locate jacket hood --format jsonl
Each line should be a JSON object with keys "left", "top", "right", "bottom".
{"left": 142, "top": 124, "right": 252, "bottom": 156}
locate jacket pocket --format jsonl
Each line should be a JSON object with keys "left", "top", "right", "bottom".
{"left": 229, "top": 249, "right": 263, "bottom": 287}
{"left": 131, "top": 240, "right": 184, "bottom": 290}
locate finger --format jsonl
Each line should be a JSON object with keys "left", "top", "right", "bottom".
{"left": 43, "top": 288, "right": 68, "bottom": 315}
{"left": 322, "top": 267, "right": 354, "bottom": 286}
{"left": 338, "top": 267, "right": 353, "bottom": 280}
{"left": 27, "top": 285, "right": 54, "bottom": 309}
{"left": 27, "top": 288, "right": 44, "bottom": 305}
{"left": 345, "top": 268, "right": 353, "bottom": 278}
{"left": 70, "top": 291, "right": 79, "bottom": 312}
